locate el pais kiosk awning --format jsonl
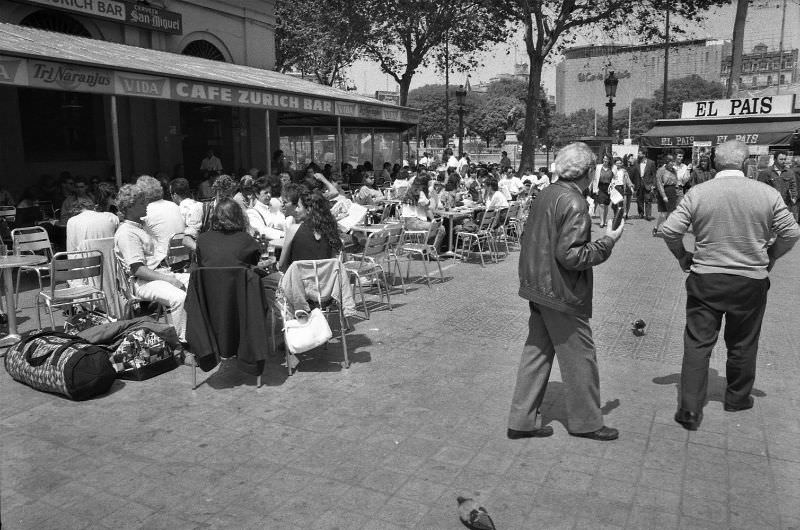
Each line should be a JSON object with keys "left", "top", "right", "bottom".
{"left": 640, "top": 94, "right": 800, "bottom": 149}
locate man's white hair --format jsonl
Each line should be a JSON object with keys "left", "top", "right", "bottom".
{"left": 554, "top": 142, "right": 596, "bottom": 181}
{"left": 714, "top": 140, "right": 750, "bottom": 169}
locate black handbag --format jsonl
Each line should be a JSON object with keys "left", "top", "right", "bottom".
{"left": 4, "top": 331, "right": 116, "bottom": 400}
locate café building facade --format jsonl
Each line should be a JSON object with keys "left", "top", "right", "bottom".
{"left": 0, "top": 0, "right": 419, "bottom": 194}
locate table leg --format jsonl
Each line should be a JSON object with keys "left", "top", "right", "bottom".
{"left": 441, "top": 216, "right": 456, "bottom": 258}
{"left": 0, "top": 268, "right": 21, "bottom": 348}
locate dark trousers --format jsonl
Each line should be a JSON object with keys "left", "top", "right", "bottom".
{"left": 636, "top": 186, "right": 652, "bottom": 219}
{"left": 680, "top": 273, "right": 770, "bottom": 413}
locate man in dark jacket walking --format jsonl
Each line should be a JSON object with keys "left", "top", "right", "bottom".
{"left": 507, "top": 142, "right": 625, "bottom": 442}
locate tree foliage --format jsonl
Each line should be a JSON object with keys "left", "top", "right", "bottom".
{"left": 360, "top": 0, "right": 507, "bottom": 105}
{"left": 275, "top": 0, "right": 368, "bottom": 86}
{"left": 480, "top": 0, "right": 729, "bottom": 171}
{"left": 407, "top": 76, "right": 550, "bottom": 148}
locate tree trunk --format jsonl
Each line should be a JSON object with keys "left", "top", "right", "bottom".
{"left": 727, "top": 0, "right": 748, "bottom": 98}
{"left": 520, "top": 56, "right": 544, "bottom": 173}
{"left": 398, "top": 75, "right": 413, "bottom": 107}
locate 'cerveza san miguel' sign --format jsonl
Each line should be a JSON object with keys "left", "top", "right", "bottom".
{"left": 172, "top": 81, "right": 335, "bottom": 114}
{"left": 20, "top": 0, "right": 182, "bottom": 34}
{"left": 681, "top": 95, "right": 796, "bottom": 119}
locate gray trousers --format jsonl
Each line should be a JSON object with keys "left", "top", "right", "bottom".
{"left": 508, "top": 302, "right": 603, "bottom": 434}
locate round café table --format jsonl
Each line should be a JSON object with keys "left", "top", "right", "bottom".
{"left": 0, "top": 254, "right": 47, "bottom": 348}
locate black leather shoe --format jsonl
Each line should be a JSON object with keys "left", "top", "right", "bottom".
{"left": 724, "top": 396, "right": 754, "bottom": 412}
{"left": 507, "top": 426, "right": 554, "bottom": 439}
{"left": 569, "top": 426, "right": 619, "bottom": 441}
{"left": 674, "top": 409, "right": 702, "bottom": 431}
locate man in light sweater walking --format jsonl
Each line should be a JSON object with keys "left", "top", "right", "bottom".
{"left": 661, "top": 140, "right": 800, "bottom": 431}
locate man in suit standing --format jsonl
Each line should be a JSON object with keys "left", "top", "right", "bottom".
{"left": 627, "top": 148, "right": 657, "bottom": 220}
{"left": 758, "top": 151, "right": 797, "bottom": 219}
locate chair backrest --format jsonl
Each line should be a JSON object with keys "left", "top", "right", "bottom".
{"left": 506, "top": 202, "right": 521, "bottom": 221}
{"left": 378, "top": 203, "right": 395, "bottom": 223}
{"left": 384, "top": 223, "right": 405, "bottom": 253}
{"left": 50, "top": 250, "right": 104, "bottom": 291}
{"left": 166, "top": 233, "right": 191, "bottom": 266}
{"left": 0, "top": 206, "right": 16, "bottom": 222}
{"left": 477, "top": 209, "right": 497, "bottom": 231}
{"left": 426, "top": 218, "right": 443, "bottom": 241}
{"left": 114, "top": 255, "right": 138, "bottom": 302}
{"left": 12, "top": 226, "right": 53, "bottom": 258}
{"left": 360, "top": 229, "right": 391, "bottom": 259}
{"left": 37, "top": 201, "right": 55, "bottom": 220}
{"left": 280, "top": 258, "right": 345, "bottom": 310}
{"left": 81, "top": 237, "right": 124, "bottom": 318}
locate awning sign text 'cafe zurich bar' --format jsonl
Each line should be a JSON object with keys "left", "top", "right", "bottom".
{"left": 19, "top": 0, "right": 183, "bottom": 34}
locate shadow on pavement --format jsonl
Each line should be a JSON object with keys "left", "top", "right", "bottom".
{"left": 539, "top": 382, "right": 621, "bottom": 430}
{"left": 652, "top": 369, "right": 767, "bottom": 404}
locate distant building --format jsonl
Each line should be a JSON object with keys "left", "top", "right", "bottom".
{"left": 721, "top": 44, "right": 799, "bottom": 89}
{"left": 472, "top": 63, "right": 529, "bottom": 93}
{"left": 555, "top": 39, "right": 732, "bottom": 115}
{"left": 374, "top": 90, "right": 400, "bottom": 105}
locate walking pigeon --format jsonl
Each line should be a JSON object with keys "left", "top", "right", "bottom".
{"left": 457, "top": 496, "right": 496, "bottom": 530}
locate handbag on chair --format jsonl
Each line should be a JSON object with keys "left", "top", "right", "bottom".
{"left": 283, "top": 308, "right": 332, "bottom": 354}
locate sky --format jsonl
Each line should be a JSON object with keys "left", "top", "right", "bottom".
{"left": 347, "top": 2, "right": 798, "bottom": 99}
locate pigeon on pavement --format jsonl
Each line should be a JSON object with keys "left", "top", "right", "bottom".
{"left": 457, "top": 496, "right": 496, "bottom": 530}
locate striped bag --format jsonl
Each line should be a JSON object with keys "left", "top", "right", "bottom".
{"left": 4, "top": 331, "right": 116, "bottom": 400}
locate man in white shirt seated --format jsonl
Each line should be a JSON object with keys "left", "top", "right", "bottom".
{"left": 136, "top": 175, "right": 185, "bottom": 265}
{"left": 498, "top": 170, "right": 523, "bottom": 201}
{"left": 169, "top": 178, "right": 200, "bottom": 235}
{"left": 485, "top": 178, "right": 510, "bottom": 210}
{"left": 114, "top": 184, "right": 189, "bottom": 341}
{"left": 457, "top": 152, "right": 470, "bottom": 178}
{"left": 418, "top": 152, "right": 430, "bottom": 169}
{"left": 247, "top": 176, "right": 285, "bottom": 240}
{"left": 521, "top": 167, "right": 537, "bottom": 185}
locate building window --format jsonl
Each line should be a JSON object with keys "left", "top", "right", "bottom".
{"left": 19, "top": 10, "right": 92, "bottom": 37}
{"left": 781, "top": 74, "right": 786, "bottom": 84}
{"left": 767, "top": 75, "right": 772, "bottom": 85}
{"left": 182, "top": 40, "right": 226, "bottom": 62}
{"left": 18, "top": 11, "right": 105, "bottom": 162}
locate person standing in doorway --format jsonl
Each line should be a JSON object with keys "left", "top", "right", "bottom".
{"left": 507, "top": 142, "right": 624, "bottom": 442}
{"left": 200, "top": 149, "right": 223, "bottom": 174}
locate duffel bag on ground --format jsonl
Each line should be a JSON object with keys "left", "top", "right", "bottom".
{"left": 4, "top": 331, "right": 116, "bottom": 400}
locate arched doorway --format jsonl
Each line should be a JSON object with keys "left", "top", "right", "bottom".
{"left": 17, "top": 11, "right": 107, "bottom": 164}
{"left": 180, "top": 40, "right": 235, "bottom": 182}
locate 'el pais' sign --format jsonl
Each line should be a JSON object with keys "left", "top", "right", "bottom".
{"left": 681, "top": 95, "right": 796, "bottom": 119}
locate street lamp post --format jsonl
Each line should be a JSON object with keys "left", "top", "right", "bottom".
{"left": 455, "top": 84, "right": 466, "bottom": 155}
{"left": 604, "top": 71, "right": 619, "bottom": 138}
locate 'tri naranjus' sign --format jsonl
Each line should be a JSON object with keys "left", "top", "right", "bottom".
{"left": 681, "top": 94, "right": 797, "bottom": 120}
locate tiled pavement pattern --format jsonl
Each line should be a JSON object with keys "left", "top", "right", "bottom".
{"left": 2, "top": 217, "right": 800, "bottom": 530}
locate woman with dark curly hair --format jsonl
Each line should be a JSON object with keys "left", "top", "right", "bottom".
{"left": 196, "top": 198, "right": 261, "bottom": 268}
{"left": 278, "top": 191, "right": 343, "bottom": 272}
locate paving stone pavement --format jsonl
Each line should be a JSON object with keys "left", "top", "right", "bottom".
{"left": 2, "top": 217, "right": 800, "bottom": 529}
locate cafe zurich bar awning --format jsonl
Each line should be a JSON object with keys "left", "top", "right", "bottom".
{"left": 639, "top": 116, "right": 800, "bottom": 148}
{"left": 0, "top": 22, "right": 419, "bottom": 126}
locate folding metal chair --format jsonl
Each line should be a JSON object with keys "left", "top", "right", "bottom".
{"left": 165, "top": 233, "right": 191, "bottom": 272}
{"left": 400, "top": 218, "right": 444, "bottom": 287}
{"left": 12, "top": 226, "right": 54, "bottom": 306}
{"left": 35, "top": 250, "right": 110, "bottom": 330}
{"left": 454, "top": 208, "right": 499, "bottom": 267}
{"left": 343, "top": 228, "right": 392, "bottom": 319}
{"left": 277, "top": 259, "right": 350, "bottom": 375}
{"left": 115, "top": 255, "right": 166, "bottom": 321}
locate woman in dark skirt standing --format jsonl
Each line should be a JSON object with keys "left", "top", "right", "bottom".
{"left": 592, "top": 153, "right": 614, "bottom": 227}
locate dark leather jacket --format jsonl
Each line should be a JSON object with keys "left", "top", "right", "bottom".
{"left": 518, "top": 180, "right": 616, "bottom": 318}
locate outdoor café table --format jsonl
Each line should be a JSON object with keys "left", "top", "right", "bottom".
{"left": 438, "top": 206, "right": 485, "bottom": 256}
{"left": 0, "top": 254, "right": 46, "bottom": 348}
